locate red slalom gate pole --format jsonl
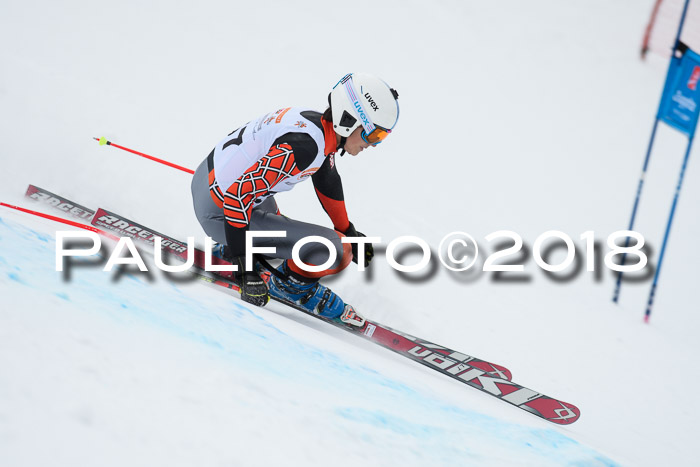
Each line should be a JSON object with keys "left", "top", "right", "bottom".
{"left": 640, "top": 0, "right": 664, "bottom": 59}
{"left": 93, "top": 137, "right": 195, "bottom": 175}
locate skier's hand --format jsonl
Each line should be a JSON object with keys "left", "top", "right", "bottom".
{"left": 233, "top": 257, "right": 269, "bottom": 307}
{"left": 344, "top": 222, "right": 374, "bottom": 268}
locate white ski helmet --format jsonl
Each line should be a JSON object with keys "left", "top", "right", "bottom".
{"left": 329, "top": 72, "right": 399, "bottom": 145}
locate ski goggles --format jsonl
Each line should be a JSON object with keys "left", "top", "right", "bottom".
{"left": 361, "top": 126, "right": 391, "bottom": 146}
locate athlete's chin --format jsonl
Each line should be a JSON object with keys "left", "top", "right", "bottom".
{"left": 346, "top": 146, "right": 366, "bottom": 156}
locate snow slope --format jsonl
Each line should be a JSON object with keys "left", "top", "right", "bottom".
{"left": 0, "top": 211, "right": 614, "bottom": 466}
{"left": 1, "top": 0, "right": 699, "bottom": 465}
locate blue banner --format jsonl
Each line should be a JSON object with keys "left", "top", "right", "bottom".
{"left": 658, "top": 47, "right": 700, "bottom": 138}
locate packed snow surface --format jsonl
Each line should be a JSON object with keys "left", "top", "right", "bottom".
{"left": 1, "top": 0, "right": 699, "bottom": 466}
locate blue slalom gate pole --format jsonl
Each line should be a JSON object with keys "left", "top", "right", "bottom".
{"left": 613, "top": 0, "right": 693, "bottom": 304}
{"left": 645, "top": 136, "right": 695, "bottom": 322}
{"left": 612, "top": 118, "right": 660, "bottom": 303}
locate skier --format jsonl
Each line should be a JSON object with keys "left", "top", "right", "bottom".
{"left": 190, "top": 73, "right": 400, "bottom": 326}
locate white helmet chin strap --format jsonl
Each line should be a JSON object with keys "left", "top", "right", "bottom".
{"left": 339, "top": 74, "right": 376, "bottom": 135}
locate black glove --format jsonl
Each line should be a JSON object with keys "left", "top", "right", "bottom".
{"left": 232, "top": 256, "right": 269, "bottom": 307}
{"left": 344, "top": 222, "right": 374, "bottom": 268}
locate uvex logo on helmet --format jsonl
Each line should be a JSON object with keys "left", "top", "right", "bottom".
{"left": 364, "top": 92, "right": 379, "bottom": 111}
{"left": 353, "top": 101, "right": 372, "bottom": 127}
{"left": 688, "top": 66, "right": 700, "bottom": 91}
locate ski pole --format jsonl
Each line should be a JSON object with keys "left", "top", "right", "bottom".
{"left": 93, "top": 137, "right": 195, "bottom": 175}
{"left": 0, "top": 202, "right": 119, "bottom": 240}
{"left": 1, "top": 201, "right": 243, "bottom": 294}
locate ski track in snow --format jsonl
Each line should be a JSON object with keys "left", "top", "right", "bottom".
{"left": 0, "top": 214, "right": 617, "bottom": 466}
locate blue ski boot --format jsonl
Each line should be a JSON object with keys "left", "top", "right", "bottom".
{"left": 264, "top": 261, "right": 365, "bottom": 327}
{"left": 212, "top": 243, "right": 226, "bottom": 260}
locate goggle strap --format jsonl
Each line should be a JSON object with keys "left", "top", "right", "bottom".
{"left": 340, "top": 74, "right": 375, "bottom": 135}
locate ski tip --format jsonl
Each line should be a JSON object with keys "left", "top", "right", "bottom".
{"left": 525, "top": 398, "right": 581, "bottom": 425}
{"left": 500, "top": 367, "right": 513, "bottom": 381}
{"left": 548, "top": 401, "right": 581, "bottom": 425}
